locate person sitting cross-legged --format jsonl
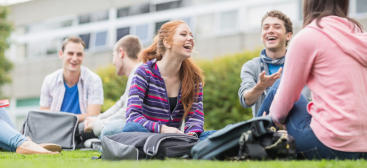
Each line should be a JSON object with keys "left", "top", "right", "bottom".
{"left": 124, "top": 20, "right": 216, "bottom": 141}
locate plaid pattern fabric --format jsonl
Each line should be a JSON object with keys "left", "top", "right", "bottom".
{"left": 40, "top": 66, "right": 104, "bottom": 114}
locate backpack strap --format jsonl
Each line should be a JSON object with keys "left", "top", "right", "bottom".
{"left": 143, "top": 133, "right": 198, "bottom": 157}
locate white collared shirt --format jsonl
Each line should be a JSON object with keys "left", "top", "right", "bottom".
{"left": 40, "top": 66, "right": 104, "bottom": 114}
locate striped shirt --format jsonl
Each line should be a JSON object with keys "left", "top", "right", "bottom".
{"left": 126, "top": 59, "right": 204, "bottom": 134}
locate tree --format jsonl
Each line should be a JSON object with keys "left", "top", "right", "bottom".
{"left": 0, "top": 6, "right": 13, "bottom": 95}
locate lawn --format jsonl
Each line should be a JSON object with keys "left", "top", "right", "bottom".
{"left": 0, "top": 150, "right": 366, "bottom": 168}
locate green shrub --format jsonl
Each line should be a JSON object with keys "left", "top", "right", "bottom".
{"left": 96, "top": 50, "right": 260, "bottom": 129}
{"left": 197, "top": 50, "right": 259, "bottom": 129}
{"left": 95, "top": 65, "right": 128, "bottom": 112}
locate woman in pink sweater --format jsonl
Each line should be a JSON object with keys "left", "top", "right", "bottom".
{"left": 264, "top": 0, "right": 367, "bottom": 159}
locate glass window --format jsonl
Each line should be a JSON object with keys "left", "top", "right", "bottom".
{"left": 46, "top": 39, "right": 61, "bottom": 55}
{"left": 91, "top": 10, "right": 109, "bottom": 22}
{"left": 180, "top": 17, "right": 192, "bottom": 29}
{"left": 220, "top": 10, "right": 238, "bottom": 31}
{"left": 129, "top": 3, "right": 150, "bottom": 15}
{"left": 95, "top": 31, "right": 108, "bottom": 47}
{"left": 79, "top": 33, "right": 91, "bottom": 49}
{"left": 357, "top": 0, "right": 367, "bottom": 14}
{"left": 27, "top": 42, "right": 44, "bottom": 58}
{"left": 117, "top": 3, "right": 150, "bottom": 18}
{"left": 79, "top": 10, "right": 108, "bottom": 24}
{"left": 79, "top": 14, "right": 90, "bottom": 24}
{"left": 273, "top": 3, "right": 298, "bottom": 21}
{"left": 196, "top": 14, "right": 215, "bottom": 36}
{"left": 247, "top": 6, "right": 269, "bottom": 28}
{"left": 135, "top": 24, "right": 149, "bottom": 41}
{"left": 155, "top": 1, "right": 182, "bottom": 12}
{"left": 155, "top": 20, "right": 170, "bottom": 35}
{"left": 117, "top": 7, "right": 130, "bottom": 18}
{"left": 116, "top": 27, "right": 130, "bottom": 41}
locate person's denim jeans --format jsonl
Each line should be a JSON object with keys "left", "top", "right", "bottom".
{"left": 122, "top": 122, "right": 216, "bottom": 141}
{"left": 100, "top": 120, "right": 126, "bottom": 139}
{"left": 256, "top": 79, "right": 367, "bottom": 160}
{"left": 0, "top": 108, "right": 27, "bottom": 152}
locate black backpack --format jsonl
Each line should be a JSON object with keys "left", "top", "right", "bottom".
{"left": 101, "top": 132, "right": 198, "bottom": 160}
{"left": 191, "top": 116, "right": 296, "bottom": 160}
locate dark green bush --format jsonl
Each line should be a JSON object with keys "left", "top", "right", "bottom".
{"left": 96, "top": 50, "right": 260, "bottom": 129}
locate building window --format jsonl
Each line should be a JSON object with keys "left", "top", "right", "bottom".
{"left": 91, "top": 10, "right": 109, "bottom": 22}
{"left": 155, "top": 20, "right": 170, "bottom": 35}
{"left": 196, "top": 14, "right": 215, "bottom": 36}
{"left": 79, "top": 15, "right": 91, "bottom": 24}
{"left": 79, "top": 33, "right": 91, "bottom": 49}
{"left": 117, "top": 3, "right": 150, "bottom": 18}
{"left": 27, "top": 42, "right": 43, "bottom": 58}
{"left": 180, "top": 17, "right": 192, "bottom": 29}
{"left": 79, "top": 10, "right": 109, "bottom": 24}
{"left": 247, "top": 2, "right": 298, "bottom": 28}
{"left": 95, "top": 31, "right": 108, "bottom": 47}
{"left": 219, "top": 10, "right": 238, "bottom": 32}
{"left": 27, "top": 19, "right": 74, "bottom": 33}
{"left": 356, "top": 0, "right": 367, "bottom": 14}
{"left": 134, "top": 24, "right": 149, "bottom": 41}
{"left": 116, "top": 27, "right": 130, "bottom": 41}
{"left": 46, "top": 39, "right": 61, "bottom": 55}
{"left": 155, "top": 0, "right": 182, "bottom": 12}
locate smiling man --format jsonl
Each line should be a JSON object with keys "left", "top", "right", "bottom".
{"left": 40, "top": 36, "right": 103, "bottom": 122}
{"left": 238, "top": 10, "right": 311, "bottom": 117}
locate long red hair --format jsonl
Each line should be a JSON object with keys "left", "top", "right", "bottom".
{"left": 140, "top": 20, "right": 205, "bottom": 120}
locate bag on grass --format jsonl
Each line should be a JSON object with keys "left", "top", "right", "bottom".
{"left": 101, "top": 132, "right": 199, "bottom": 160}
{"left": 22, "top": 110, "right": 79, "bottom": 150}
{"left": 191, "top": 116, "right": 296, "bottom": 160}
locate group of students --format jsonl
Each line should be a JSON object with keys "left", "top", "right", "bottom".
{"left": 1, "top": 0, "right": 367, "bottom": 160}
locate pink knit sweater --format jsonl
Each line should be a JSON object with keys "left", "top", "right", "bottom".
{"left": 270, "top": 16, "right": 367, "bottom": 152}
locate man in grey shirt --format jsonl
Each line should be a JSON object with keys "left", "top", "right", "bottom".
{"left": 238, "top": 10, "right": 311, "bottom": 117}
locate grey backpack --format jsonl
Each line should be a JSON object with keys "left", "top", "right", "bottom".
{"left": 101, "top": 132, "right": 199, "bottom": 160}
{"left": 22, "top": 110, "right": 79, "bottom": 150}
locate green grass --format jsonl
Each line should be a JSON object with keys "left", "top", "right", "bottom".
{"left": 1, "top": 150, "right": 367, "bottom": 168}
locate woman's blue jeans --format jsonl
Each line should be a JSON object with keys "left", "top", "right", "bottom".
{"left": 122, "top": 122, "right": 216, "bottom": 141}
{"left": 256, "top": 79, "right": 367, "bottom": 160}
{"left": 0, "top": 108, "right": 27, "bottom": 152}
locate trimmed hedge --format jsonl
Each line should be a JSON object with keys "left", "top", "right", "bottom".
{"left": 95, "top": 50, "right": 260, "bottom": 129}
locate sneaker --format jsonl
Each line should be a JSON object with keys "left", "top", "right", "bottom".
{"left": 84, "top": 138, "right": 100, "bottom": 148}
{"left": 91, "top": 141, "right": 102, "bottom": 152}
{"left": 84, "top": 138, "right": 102, "bottom": 151}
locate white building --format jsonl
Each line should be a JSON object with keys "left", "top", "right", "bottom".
{"left": 2, "top": 0, "right": 367, "bottom": 129}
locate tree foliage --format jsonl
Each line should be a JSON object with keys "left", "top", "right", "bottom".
{"left": 0, "top": 6, "right": 13, "bottom": 95}
{"left": 96, "top": 50, "right": 260, "bottom": 129}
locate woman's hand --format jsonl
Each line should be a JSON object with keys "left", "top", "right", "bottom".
{"left": 160, "top": 125, "right": 184, "bottom": 134}
{"left": 263, "top": 111, "right": 286, "bottom": 130}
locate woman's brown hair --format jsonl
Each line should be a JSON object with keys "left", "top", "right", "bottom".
{"left": 140, "top": 20, "right": 205, "bottom": 120}
{"left": 303, "top": 0, "right": 363, "bottom": 31}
